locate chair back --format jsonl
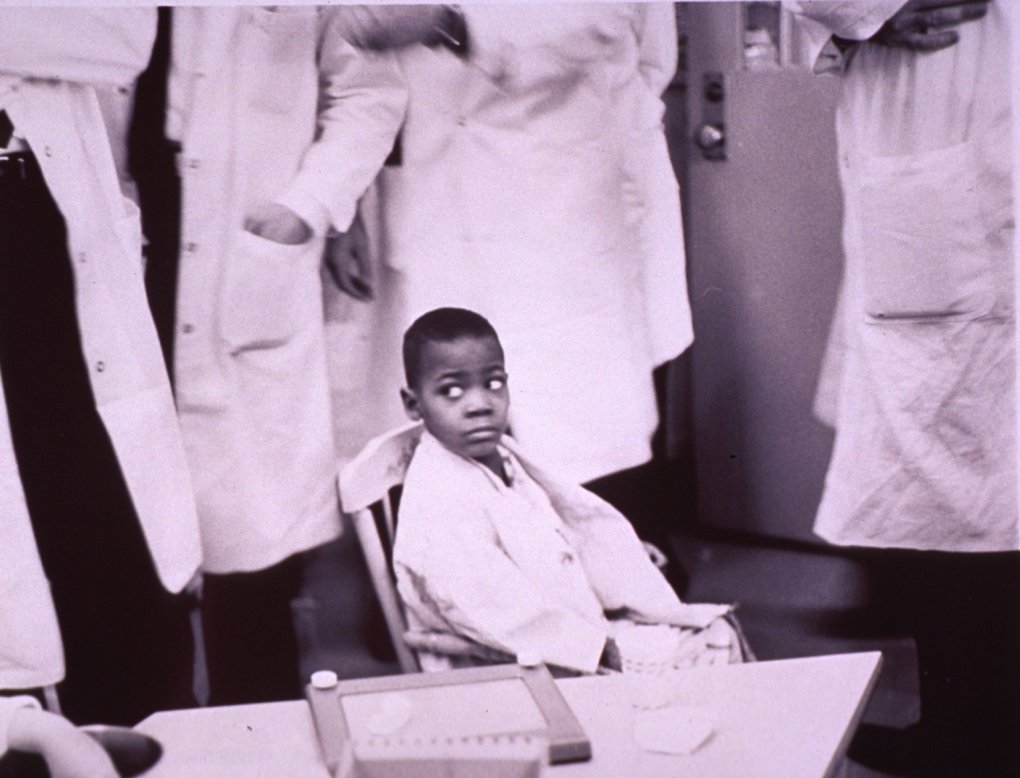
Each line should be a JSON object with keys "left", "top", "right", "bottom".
{"left": 339, "top": 423, "right": 425, "bottom": 673}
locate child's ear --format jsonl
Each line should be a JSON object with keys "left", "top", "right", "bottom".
{"left": 400, "top": 388, "right": 422, "bottom": 421}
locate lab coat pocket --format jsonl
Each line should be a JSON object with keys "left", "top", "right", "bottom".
{"left": 222, "top": 229, "right": 321, "bottom": 353}
{"left": 857, "top": 140, "right": 993, "bottom": 322}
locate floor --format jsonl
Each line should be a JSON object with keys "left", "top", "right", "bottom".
{"left": 293, "top": 517, "right": 920, "bottom": 778}
{"left": 671, "top": 533, "right": 919, "bottom": 778}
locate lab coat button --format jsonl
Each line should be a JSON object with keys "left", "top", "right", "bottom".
{"left": 561, "top": 552, "right": 575, "bottom": 565}
{"left": 95, "top": 361, "right": 105, "bottom": 373}
{"left": 186, "top": 158, "right": 200, "bottom": 170}
{"left": 43, "top": 146, "right": 53, "bottom": 158}
{"left": 182, "top": 323, "right": 195, "bottom": 335}
{"left": 185, "top": 242, "right": 198, "bottom": 253}
{"left": 77, "top": 252, "right": 87, "bottom": 264}
{"left": 456, "top": 117, "right": 466, "bottom": 127}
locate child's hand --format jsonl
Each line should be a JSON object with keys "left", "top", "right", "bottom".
{"left": 674, "top": 618, "right": 741, "bottom": 668}
{"left": 7, "top": 707, "right": 118, "bottom": 778}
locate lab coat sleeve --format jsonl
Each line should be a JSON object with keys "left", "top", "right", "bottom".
{"left": 0, "top": 696, "right": 41, "bottom": 756}
{"left": 633, "top": 3, "right": 678, "bottom": 98}
{"left": 784, "top": 0, "right": 908, "bottom": 40}
{"left": 0, "top": 8, "right": 155, "bottom": 87}
{"left": 398, "top": 508, "right": 608, "bottom": 674}
{"left": 784, "top": 0, "right": 907, "bottom": 73}
{"left": 274, "top": 9, "right": 407, "bottom": 235}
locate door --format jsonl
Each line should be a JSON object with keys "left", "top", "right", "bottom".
{"left": 677, "top": 2, "right": 844, "bottom": 543}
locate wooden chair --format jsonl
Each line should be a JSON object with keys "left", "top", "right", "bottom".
{"left": 338, "top": 422, "right": 424, "bottom": 673}
{"left": 338, "top": 422, "right": 675, "bottom": 673}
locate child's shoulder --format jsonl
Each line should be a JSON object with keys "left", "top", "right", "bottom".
{"left": 400, "top": 434, "right": 492, "bottom": 519}
{"left": 405, "top": 432, "right": 475, "bottom": 482}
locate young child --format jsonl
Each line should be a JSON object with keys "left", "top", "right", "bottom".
{"left": 392, "top": 307, "right": 743, "bottom": 674}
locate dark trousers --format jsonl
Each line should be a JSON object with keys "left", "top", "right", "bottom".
{"left": 868, "top": 548, "right": 1020, "bottom": 776}
{"left": 132, "top": 124, "right": 306, "bottom": 710}
{"left": 0, "top": 152, "right": 195, "bottom": 726}
{"left": 126, "top": 13, "right": 307, "bottom": 706}
{"left": 201, "top": 555, "right": 304, "bottom": 706}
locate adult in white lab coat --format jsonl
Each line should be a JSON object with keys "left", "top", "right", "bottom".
{"left": 165, "top": 7, "right": 406, "bottom": 705}
{"left": 327, "top": 3, "right": 692, "bottom": 485}
{"left": 791, "top": 1, "right": 1016, "bottom": 773}
{"left": 0, "top": 8, "right": 201, "bottom": 726}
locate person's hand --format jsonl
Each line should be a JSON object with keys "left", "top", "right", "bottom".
{"left": 325, "top": 214, "right": 374, "bottom": 301}
{"left": 333, "top": 5, "right": 447, "bottom": 51}
{"left": 7, "top": 708, "right": 118, "bottom": 778}
{"left": 243, "top": 202, "right": 312, "bottom": 246}
{"left": 873, "top": 0, "right": 990, "bottom": 52}
{"left": 674, "top": 618, "right": 741, "bottom": 668}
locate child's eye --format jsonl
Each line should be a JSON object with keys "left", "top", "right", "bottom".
{"left": 440, "top": 385, "right": 464, "bottom": 399}
{"left": 486, "top": 378, "right": 506, "bottom": 391}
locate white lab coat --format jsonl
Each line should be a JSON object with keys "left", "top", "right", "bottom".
{"left": 0, "top": 9, "right": 202, "bottom": 690}
{"left": 0, "top": 696, "right": 38, "bottom": 756}
{"left": 792, "top": 2, "right": 1017, "bottom": 551}
{"left": 394, "top": 432, "right": 732, "bottom": 674}
{"left": 168, "top": 7, "right": 407, "bottom": 573}
{"left": 327, "top": 3, "right": 691, "bottom": 483}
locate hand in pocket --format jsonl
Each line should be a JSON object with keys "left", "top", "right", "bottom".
{"left": 244, "top": 202, "right": 312, "bottom": 246}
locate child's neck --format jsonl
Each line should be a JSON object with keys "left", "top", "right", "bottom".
{"left": 476, "top": 451, "right": 510, "bottom": 486}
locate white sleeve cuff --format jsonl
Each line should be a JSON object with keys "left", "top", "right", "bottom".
{"left": 785, "top": 0, "right": 908, "bottom": 41}
{"left": 0, "top": 695, "right": 42, "bottom": 754}
{"left": 274, "top": 189, "right": 332, "bottom": 239}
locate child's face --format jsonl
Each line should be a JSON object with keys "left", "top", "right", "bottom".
{"left": 402, "top": 335, "right": 509, "bottom": 468}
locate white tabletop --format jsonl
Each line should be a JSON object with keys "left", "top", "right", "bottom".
{"left": 136, "top": 652, "right": 880, "bottom": 778}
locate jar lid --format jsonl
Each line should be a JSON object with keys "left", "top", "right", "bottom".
{"left": 310, "top": 670, "right": 339, "bottom": 689}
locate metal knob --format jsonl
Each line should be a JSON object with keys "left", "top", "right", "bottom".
{"left": 695, "top": 123, "right": 725, "bottom": 153}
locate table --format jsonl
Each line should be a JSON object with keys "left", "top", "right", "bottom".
{"left": 136, "top": 652, "right": 880, "bottom": 778}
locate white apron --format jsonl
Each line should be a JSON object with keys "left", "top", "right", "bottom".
{"left": 808, "top": 4, "right": 1018, "bottom": 552}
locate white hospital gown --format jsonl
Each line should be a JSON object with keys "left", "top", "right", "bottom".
{"left": 393, "top": 432, "right": 735, "bottom": 674}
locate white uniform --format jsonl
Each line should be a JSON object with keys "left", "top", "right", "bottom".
{"left": 792, "top": 1, "right": 1017, "bottom": 552}
{"left": 327, "top": 4, "right": 691, "bottom": 483}
{"left": 0, "top": 696, "right": 38, "bottom": 757}
{"left": 168, "top": 7, "right": 406, "bottom": 572}
{"left": 0, "top": 9, "right": 201, "bottom": 689}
